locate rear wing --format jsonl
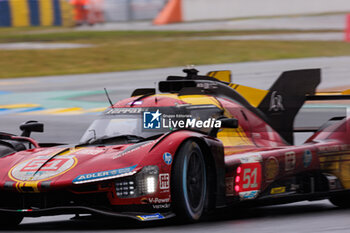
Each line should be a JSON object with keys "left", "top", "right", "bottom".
{"left": 224, "top": 70, "right": 350, "bottom": 144}
{"left": 130, "top": 68, "right": 349, "bottom": 145}
{"left": 306, "top": 94, "right": 350, "bottom": 101}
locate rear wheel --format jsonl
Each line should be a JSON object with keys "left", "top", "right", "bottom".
{"left": 329, "top": 194, "right": 350, "bottom": 208}
{"left": 171, "top": 140, "right": 208, "bottom": 222}
{"left": 0, "top": 214, "right": 23, "bottom": 228}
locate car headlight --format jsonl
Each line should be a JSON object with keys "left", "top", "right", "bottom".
{"left": 146, "top": 176, "right": 156, "bottom": 194}
{"left": 115, "top": 165, "right": 159, "bottom": 198}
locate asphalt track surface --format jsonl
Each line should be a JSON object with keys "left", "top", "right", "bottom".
{"left": 1, "top": 57, "right": 350, "bottom": 232}
{"left": 76, "top": 13, "right": 346, "bottom": 31}
{"left": 0, "top": 43, "right": 93, "bottom": 50}
{"left": 172, "top": 32, "right": 344, "bottom": 41}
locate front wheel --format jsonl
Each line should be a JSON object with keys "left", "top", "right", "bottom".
{"left": 171, "top": 140, "right": 208, "bottom": 222}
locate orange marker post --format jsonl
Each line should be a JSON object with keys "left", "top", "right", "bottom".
{"left": 153, "top": 0, "right": 182, "bottom": 25}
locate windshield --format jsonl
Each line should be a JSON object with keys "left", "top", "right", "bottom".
{"left": 80, "top": 115, "right": 162, "bottom": 143}
{"left": 80, "top": 106, "right": 223, "bottom": 144}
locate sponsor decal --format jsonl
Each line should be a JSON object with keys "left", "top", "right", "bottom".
{"left": 137, "top": 213, "right": 164, "bottom": 221}
{"left": 319, "top": 145, "right": 340, "bottom": 153}
{"left": 9, "top": 155, "right": 77, "bottom": 182}
{"left": 285, "top": 151, "right": 296, "bottom": 171}
{"left": 113, "top": 141, "right": 155, "bottom": 160}
{"left": 238, "top": 163, "right": 262, "bottom": 192}
{"left": 73, "top": 165, "right": 137, "bottom": 183}
{"left": 75, "top": 148, "right": 105, "bottom": 155}
{"left": 265, "top": 156, "right": 279, "bottom": 181}
{"left": 303, "top": 150, "right": 313, "bottom": 168}
{"left": 239, "top": 190, "right": 259, "bottom": 200}
{"left": 163, "top": 152, "right": 172, "bottom": 165}
{"left": 239, "top": 154, "right": 262, "bottom": 164}
{"left": 143, "top": 110, "right": 162, "bottom": 129}
{"left": 196, "top": 82, "right": 218, "bottom": 89}
{"left": 33, "top": 148, "right": 64, "bottom": 156}
{"left": 269, "top": 91, "right": 284, "bottom": 112}
{"left": 159, "top": 173, "right": 170, "bottom": 189}
{"left": 225, "top": 177, "right": 234, "bottom": 196}
{"left": 148, "top": 197, "right": 170, "bottom": 204}
{"left": 270, "top": 186, "right": 286, "bottom": 194}
{"left": 105, "top": 108, "right": 142, "bottom": 115}
{"left": 318, "top": 145, "right": 350, "bottom": 153}
{"left": 152, "top": 203, "right": 171, "bottom": 209}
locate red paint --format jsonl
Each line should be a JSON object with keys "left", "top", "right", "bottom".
{"left": 11, "top": 136, "right": 39, "bottom": 148}
{"left": 235, "top": 176, "right": 240, "bottom": 183}
{"left": 237, "top": 163, "right": 262, "bottom": 192}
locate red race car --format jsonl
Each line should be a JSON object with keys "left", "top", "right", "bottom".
{"left": 1, "top": 68, "right": 350, "bottom": 226}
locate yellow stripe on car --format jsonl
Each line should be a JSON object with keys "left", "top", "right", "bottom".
{"left": 16, "top": 181, "right": 40, "bottom": 193}
{"left": 229, "top": 84, "right": 268, "bottom": 107}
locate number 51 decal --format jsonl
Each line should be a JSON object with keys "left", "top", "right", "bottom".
{"left": 239, "top": 163, "right": 262, "bottom": 192}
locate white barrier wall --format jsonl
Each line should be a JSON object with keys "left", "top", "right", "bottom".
{"left": 104, "top": 0, "right": 167, "bottom": 22}
{"left": 182, "top": 0, "right": 350, "bottom": 21}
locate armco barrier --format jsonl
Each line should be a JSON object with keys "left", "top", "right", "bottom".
{"left": 154, "top": 0, "right": 350, "bottom": 24}
{"left": 0, "top": 0, "right": 74, "bottom": 27}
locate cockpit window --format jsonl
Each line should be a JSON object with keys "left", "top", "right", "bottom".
{"left": 80, "top": 105, "right": 223, "bottom": 144}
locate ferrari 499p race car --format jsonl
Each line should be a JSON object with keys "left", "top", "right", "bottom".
{"left": 1, "top": 68, "right": 350, "bottom": 226}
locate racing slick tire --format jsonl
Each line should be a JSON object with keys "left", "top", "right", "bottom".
{"left": 329, "top": 194, "right": 350, "bottom": 208}
{"left": 171, "top": 140, "right": 208, "bottom": 222}
{"left": 0, "top": 213, "right": 23, "bottom": 227}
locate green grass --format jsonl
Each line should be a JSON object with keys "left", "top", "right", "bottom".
{"left": 0, "top": 30, "right": 349, "bottom": 78}
{"left": 0, "top": 29, "right": 342, "bottom": 42}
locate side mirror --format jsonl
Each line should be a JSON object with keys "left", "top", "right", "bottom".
{"left": 20, "top": 121, "right": 44, "bottom": 137}
{"left": 208, "top": 118, "right": 238, "bottom": 138}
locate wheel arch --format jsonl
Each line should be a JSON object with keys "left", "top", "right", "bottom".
{"left": 173, "top": 136, "right": 226, "bottom": 210}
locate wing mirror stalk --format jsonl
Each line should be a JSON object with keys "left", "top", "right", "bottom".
{"left": 20, "top": 121, "right": 44, "bottom": 137}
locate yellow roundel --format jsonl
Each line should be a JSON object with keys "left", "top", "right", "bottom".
{"left": 265, "top": 156, "right": 279, "bottom": 181}
{"left": 9, "top": 155, "right": 77, "bottom": 182}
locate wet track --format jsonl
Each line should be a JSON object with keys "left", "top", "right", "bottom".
{"left": 13, "top": 201, "right": 350, "bottom": 233}
{"left": 1, "top": 57, "right": 350, "bottom": 232}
